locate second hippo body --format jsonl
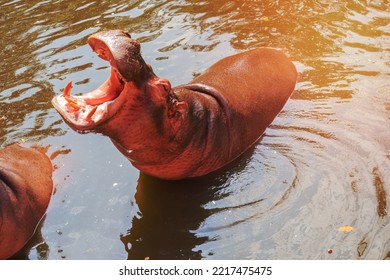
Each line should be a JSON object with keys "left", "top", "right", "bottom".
{"left": 0, "top": 144, "right": 53, "bottom": 259}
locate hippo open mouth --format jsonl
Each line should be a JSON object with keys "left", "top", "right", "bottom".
{"left": 51, "top": 68, "right": 126, "bottom": 131}
{"left": 52, "top": 30, "right": 151, "bottom": 131}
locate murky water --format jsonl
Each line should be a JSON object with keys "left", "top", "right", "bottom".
{"left": 1, "top": 0, "right": 389, "bottom": 260}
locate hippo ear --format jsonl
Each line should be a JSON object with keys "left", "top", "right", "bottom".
{"left": 168, "top": 100, "right": 187, "bottom": 131}
{"left": 168, "top": 100, "right": 188, "bottom": 120}
{"left": 175, "top": 101, "right": 188, "bottom": 117}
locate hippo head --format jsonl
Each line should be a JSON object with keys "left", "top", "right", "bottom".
{"left": 52, "top": 30, "right": 187, "bottom": 147}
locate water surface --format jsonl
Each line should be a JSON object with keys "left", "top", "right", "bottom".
{"left": 0, "top": 0, "right": 389, "bottom": 259}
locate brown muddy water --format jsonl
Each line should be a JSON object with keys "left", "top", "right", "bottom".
{"left": 1, "top": 0, "right": 389, "bottom": 260}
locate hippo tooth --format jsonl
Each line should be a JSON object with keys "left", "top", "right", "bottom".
{"left": 63, "top": 96, "right": 82, "bottom": 110}
{"left": 63, "top": 81, "right": 73, "bottom": 97}
{"left": 85, "top": 106, "right": 98, "bottom": 121}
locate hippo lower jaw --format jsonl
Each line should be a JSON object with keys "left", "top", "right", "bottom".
{"left": 51, "top": 66, "right": 127, "bottom": 131}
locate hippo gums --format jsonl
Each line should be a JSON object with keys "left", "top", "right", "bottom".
{"left": 52, "top": 30, "right": 297, "bottom": 180}
{"left": 0, "top": 144, "right": 53, "bottom": 259}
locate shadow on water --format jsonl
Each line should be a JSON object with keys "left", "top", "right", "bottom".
{"left": 121, "top": 145, "right": 258, "bottom": 260}
{"left": 122, "top": 174, "right": 215, "bottom": 260}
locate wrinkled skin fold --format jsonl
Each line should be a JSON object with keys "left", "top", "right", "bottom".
{"left": 52, "top": 30, "right": 297, "bottom": 180}
{"left": 0, "top": 144, "right": 53, "bottom": 259}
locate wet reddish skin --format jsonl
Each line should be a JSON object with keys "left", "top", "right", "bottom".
{"left": 0, "top": 144, "right": 53, "bottom": 259}
{"left": 52, "top": 30, "right": 297, "bottom": 180}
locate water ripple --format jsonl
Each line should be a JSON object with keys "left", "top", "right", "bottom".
{"left": 0, "top": 0, "right": 389, "bottom": 260}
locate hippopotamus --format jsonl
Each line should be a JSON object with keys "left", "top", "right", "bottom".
{"left": 52, "top": 30, "right": 297, "bottom": 180}
{"left": 0, "top": 144, "right": 53, "bottom": 259}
